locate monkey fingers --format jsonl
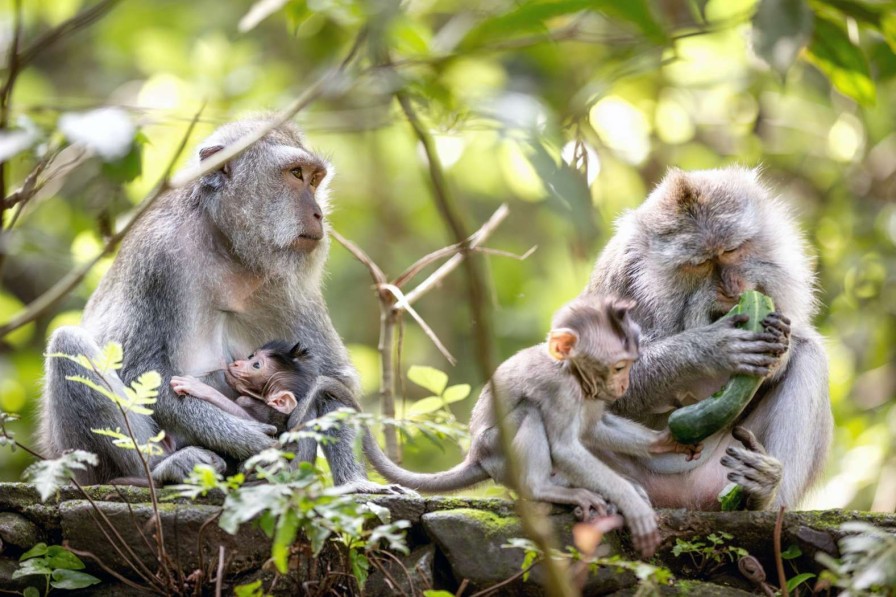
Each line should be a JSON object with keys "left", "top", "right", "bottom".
{"left": 571, "top": 490, "right": 611, "bottom": 520}
{"left": 762, "top": 312, "right": 791, "bottom": 342}
{"left": 720, "top": 444, "right": 782, "bottom": 510}
{"left": 626, "top": 512, "right": 661, "bottom": 559}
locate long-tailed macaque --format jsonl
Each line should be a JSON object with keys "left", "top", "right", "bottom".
{"left": 585, "top": 167, "right": 832, "bottom": 510}
{"left": 362, "top": 298, "right": 701, "bottom": 558}
{"left": 170, "top": 340, "right": 313, "bottom": 427}
{"left": 39, "top": 119, "right": 396, "bottom": 492}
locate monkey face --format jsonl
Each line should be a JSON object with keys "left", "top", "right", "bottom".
{"left": 224, "top": 350, "right": 275, "bottom": 396}
{"left": 195, "top": 121, "right": 333, "bottom": 272}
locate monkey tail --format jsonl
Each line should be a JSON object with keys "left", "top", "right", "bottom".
{"left": 362, "top": 432, "right": 489, "bottom": 493}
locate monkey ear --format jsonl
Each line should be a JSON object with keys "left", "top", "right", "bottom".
{"left": 666, "top": 169, "right": 698, "bottom": 207}
{"left": 266, "top": 390, "right": 297, "bottom": 414}
{"left": 198, "top": 144, "right": 231, "bottom": 179}
{"left": 289, "top": 342, "right": 310, "bottom": 360}
{"left": 548, "top": 328, "right": 578, "bottom": 361}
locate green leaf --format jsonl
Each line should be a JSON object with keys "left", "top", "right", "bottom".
{"left": 46, "top": 546, "right": 85, "bottom": 570}
{"left": 786, "top": 572, "right": 816, "bottom": 591}
{"left": 806, "top": 15, "right": 876, "bottom": 105}
{"left": 20, "top": 543, "right": 48, "bottom": 561}
{"left": 407, "top": 396, "right": 445, "bottom": 416}
{"left": 423, "top": 592, "right": 456, "bottom": 597}
{"left": 718, "top": 482, "right": 744, "bottom": 511}
{"left": 24, "top": 450, "right": 98, "bottom": 502}
{"left": 23, "top": 586, "right": 40, "bottom": 597}
{"left": 350, "top": 550, "right": 370, "bottom": 589}
{"left": 781, "top": 544, "right": 803, "bottom": 559}
{"left": 815, "top": 0, "right": 883, "bottom": 27}
{"left": 272, "top": 509, "right": 299, "bottom": 574}
{"left": 751, "top": 0, "right": 813, "bottom": 75}
{"left": 442, "top": 384, "right": 471, "bottom": 404}
{"left": 407, "top": 366, "right": 448, "bottom": 395}
{"left": 12, "top": 558, "right": 52, "bottom": 579}
{"left": 234, "top": 579, "right": 265, "bottom": 597}
{"left": 50, "top": 568, "right": 101, "bottom": 590}
{"left": 95, "top": 342, "right": 124, "bottom": 372}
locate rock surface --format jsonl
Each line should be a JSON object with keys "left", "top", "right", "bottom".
{"left": 0, "top": 482, "right": 893, "bottom": 595}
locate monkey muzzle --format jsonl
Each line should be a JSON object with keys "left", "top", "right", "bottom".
{"left": 292, "top": 231, "right": 323, "bottom": 251}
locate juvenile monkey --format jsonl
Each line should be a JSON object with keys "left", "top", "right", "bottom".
{"left": 169, "top": 340, "right": 313, "bottom": 428}
{"left": 362, "top": 297, "right": 701, "bottom": 558}
{"left": 585, "top": 167, "right": 832, "bottom": 510}
{"left": 39, "top": 119, "right": 394, "bottom": 492}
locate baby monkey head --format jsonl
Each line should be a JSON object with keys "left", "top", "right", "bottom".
{"left": 224, "top": 340, "right": 318, "bottom": 415}
{"left": 547, "top": 297, "right": 640, "bottom": 401}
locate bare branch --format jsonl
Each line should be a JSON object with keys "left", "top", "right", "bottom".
{"left": 381, "top": 283, "right": 456, "bottom": 366}
{"left": 476, "top": 245, "right": 537, "bottom": 260}
{"left": 402, "top": 203, "right": 509, "bottom": 306}
{"left": 330, "top": 229, "right": 388, "bottom": 286}
{"left": 15, "top": 0, "right": 124, "bottom": 74}
{"left": 0, "top": 106, "right": 204, "bottom": 338}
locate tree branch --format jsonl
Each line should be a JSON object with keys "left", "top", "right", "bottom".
{"left": 0, "top": 106, "right": 203, "bottom": 338}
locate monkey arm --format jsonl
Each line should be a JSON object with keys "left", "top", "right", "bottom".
{"left": 545, "top": 417, "right": 660, "bottom": 558}
{"left": 169, "top": 376, "right": 255, "bottom": 421}
{"left": 724, "top": 333, "right": 831, "bottom": 509}
{"left": 584, "top": 412, "right": 663, "bottom": 457}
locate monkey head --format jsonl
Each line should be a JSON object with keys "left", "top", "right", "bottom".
{"left": 224, "top": 340, "right": 318, "bottom": 415}
{"left": 632, "top": 167, "right": 815, "bottom": 328}
{"left": 547, "top": 297, "right": 640, "bottom": 401}
{"left": 192, "top": 119, "right": 334, "bottom": 273}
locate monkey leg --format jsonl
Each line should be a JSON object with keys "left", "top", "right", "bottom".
{"left": 513, "top": 411, "right": 611, "bottom": 520}
{"left": 151, "top": 446, "right": 227, "bottom": 484}
{"left": 725, "top": 333, "right": 831, "bottom": 509}
{"left": 40, "top": 326, "right": 161, "bottom": 484}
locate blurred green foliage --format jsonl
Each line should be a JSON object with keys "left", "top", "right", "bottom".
{"left": 0, "top": 0, "right": 893, "bottom": 511}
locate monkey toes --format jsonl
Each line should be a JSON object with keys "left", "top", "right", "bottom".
{"left": 627, "top": 513, "right": 661, "bottom": 559}
{"left": 720, "top": 427, "right": 782, "bottom": 510}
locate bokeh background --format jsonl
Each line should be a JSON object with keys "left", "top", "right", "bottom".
{"left": 0, "top": 0, "right": 894, "bottom": 511}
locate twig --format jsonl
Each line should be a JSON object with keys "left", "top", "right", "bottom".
{"left": 402, "top": 203, "right": 511, "bottom": 306}
{"left": 774, "top": 505, "right": 789, "bottom": 597}
{"left": 329, "top": 229, "right": 387, "bottom": 286}
{"left": 468, "top": 564, "right": 534, "bottom": 597}
{"left": 66, "top": 545, "right": 156, "bottom": 594}
{"left": 380, "top": 283, "right": 456, "bottom": 365}
{"left": 0, "top": 105, "right": 203, "bottom": 338}
{"left": 215, "top": 545, "right": 225, "bottom": 597}
{"left": 395, "top": 86, "right": 575, "bottom": 597}
{"left": 13, "top": 0, "right": 123, "bottom": 75}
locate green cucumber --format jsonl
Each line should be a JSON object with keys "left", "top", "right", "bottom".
{"left": 668, "top": 290, "right": 776, "bottom": 445}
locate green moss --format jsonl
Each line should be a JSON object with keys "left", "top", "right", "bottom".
{"left": 445, "top": 508, "right": 519, "bottom": 537}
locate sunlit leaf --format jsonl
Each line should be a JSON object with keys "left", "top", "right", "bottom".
{"left": 272, "top": 509, "right": 299, "bottom": 574}
{"left": 407, "top": 366, "right": 448, "bottom": 395}
{"left": 95, "top": 342, "right": 124, "bottom": 373}
{"left": 19, "top": 543, "right": 48, "bottom": 561}
{"left": 806, "top": 16, "right": 876, "bottom": 105}
{"left": 59, "top": 108, "right": 136, "bottom": 161}
{"left": 234, "top": 580, "right": 265, "bottom": 597}
{"left": 239, "top": 0, "right": 289, "bottom": 32}
{"left": 407, "top": 396, "right": 444, "bottom": 416}
{"left": 786, "top": 572, "right": 816, "bottom": 592}
{"left": 442, "top": 384, "right": 471, "bottom": 404}
{"left": 24, "top": 450, "right": 98, "bottom": 502}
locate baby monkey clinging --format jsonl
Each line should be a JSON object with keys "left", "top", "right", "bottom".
{"left": 170, "top": 340, "right": 316, "bottom": 429}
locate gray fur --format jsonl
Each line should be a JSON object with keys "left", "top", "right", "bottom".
{"left": 362, "top": 297, "right": 692, "bottom": 558}
{"left": 39, "top": 118, "right": 373, "bottom": 487}
{"left": 585, "top": 166, "right": 833, "bottom": 510}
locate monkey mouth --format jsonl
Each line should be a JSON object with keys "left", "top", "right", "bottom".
{"left": 292, "top": 233, "right": 323, "bottom": 251}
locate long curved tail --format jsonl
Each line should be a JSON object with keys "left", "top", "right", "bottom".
{"left": 362, "top": 432, "right": 489, "bottom": 492}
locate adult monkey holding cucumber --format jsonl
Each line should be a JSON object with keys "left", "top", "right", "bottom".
{"left": 585, "top": 167, "right": 832, "bottom": 510}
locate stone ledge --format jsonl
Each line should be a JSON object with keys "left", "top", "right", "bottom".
{"left": 0, "top": 483, "right": 892, "bottom": 595}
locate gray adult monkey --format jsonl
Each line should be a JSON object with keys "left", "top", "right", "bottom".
{"left": 39, "top": 118, "right": 391, "bottom": 491}
{"left": 585, "top": 167, "right": 832, "bottom": 510}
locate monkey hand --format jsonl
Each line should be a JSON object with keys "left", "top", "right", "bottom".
{"left": 761, "top": 311, "right": 791, "bottom": 377}
{"left": 720, "top": 426, "right": 782, "bottom": 510}
{"left": 621, "top": 501, "right": 661, "bottom": 559}
{"left": 700, "top": 314, "right": 789, "bottom": 378}
{"left": 170, "top": 375, "right": 214, "bottom": 399}
{"left": 649, "top": 429, "right": 703, "bottom": 461}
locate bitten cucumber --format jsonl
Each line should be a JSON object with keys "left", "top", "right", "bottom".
{"left": 668, "top": 290, "right": 776, "bottom": 445}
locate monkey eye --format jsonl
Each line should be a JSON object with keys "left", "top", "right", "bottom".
{"left": 614, "top": 361, "right": 628, "bottom": 373}
{"left": 252, "top": 361, "right": 261, "bottom": 369}
{"left": 290, "top": 167, "right": 304, "bottom": 181}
